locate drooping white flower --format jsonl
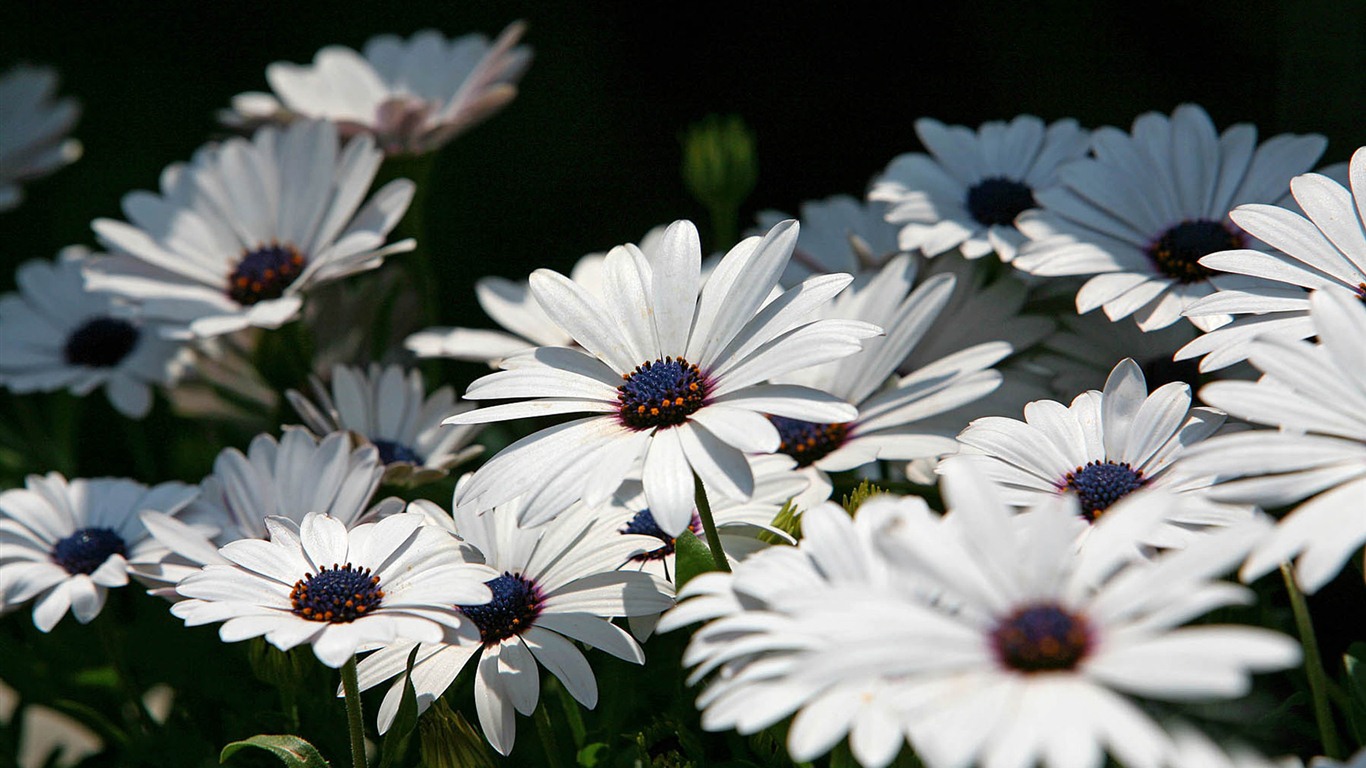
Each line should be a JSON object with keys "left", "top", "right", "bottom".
{"left": 222, "top": 24, "right": 531, "bottom": 156}
{"left": 355, "top": 493, "right": 673, "bottom": 755}
{"left": 1014, "top": 104, "right": 1326, "bottom": 332}
{"left": 86, "top": 120, "right": 414, "bottom": 338}
{"left": 0, "top": 248, "right": 192, "bottom": 418}
{"left": 446, "top": 219, "right": 880, "bottom": 535}
{"left": 0, "top": 64, "right": 81, "bottom": 212}
{"left": 173, "top": 512, "right": 494, "bottom": 668}
{"left": 871, "top": 115, "right": 1090, "bottom": 261}
{"left": 0, "top": 473, "right": 196, "bottom": 631}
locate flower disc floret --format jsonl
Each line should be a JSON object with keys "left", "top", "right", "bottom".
{"left": 228, "top": 243, "right": 306, "bottom": 306}
{"left": 620, "top": 508, "right": 702, "bottom": 561}
{"left": 1062, "top": 460, "right": 1147, "bottom": 521}
{"left": 770, "top": 416, "right": 849, "bottom": 468}
{"left": 62, "top": 317, "right": 139, "bottom": 368}
{"left": 991, "top": 603, "right": 1092, "bottom": 673}
{"left": 616, "top": 356, "right": 709, "bottom": 430}
{"left": 459, "top": 572, "right": 543, "bottom": 646}
{"left": 289, "top": 563, "right": 384, "bottom": 623}
{"left": 51, "top": 527, "right": 126, "bottom": 575}
{"left": 966, "top": 177, "right": 1035, "bottom": 227}
{"left": 1146, "top": 219, "right": 1243, "bottom": 284}
{"left": 372, "top": 439, "right": 421, "bottom": 465}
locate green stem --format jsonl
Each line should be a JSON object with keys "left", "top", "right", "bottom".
{"left": 534, "top": 701, "right": 566, "bottom": 768}
{"left": 96, "top": 613, "right": 154, "bottom": 734}
{"left": 341, "top": 656, "right": 368, "bottom": 768}
{"left": 1282, "top": 563, "right": 1342, "bottom": 760}
{"left": 693, "top": 473, "right": 731, "bottom": 572}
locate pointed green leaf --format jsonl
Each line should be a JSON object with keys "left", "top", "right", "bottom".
{"left": 220, "top": 734, "right": 329, "bottom": 767}
{"left": 675, "top": 529, "right": 718, "bottom": 589}
{"left": 376, "top": 645, "right": 422, "bottom": 768}
{"left": 1344, "top": 642, "right": 1366, "bottom": 743}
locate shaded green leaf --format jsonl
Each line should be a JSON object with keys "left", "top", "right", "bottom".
{"left": 576, "top": 742, "right": 610, "bottom": 767}
{"left": 674, "top": 529, "right": 717, "bottom": 589}
{"left": 1344, "top": 642, "right": 1366, "bottom": 743}
{"left": 376, "top": 645, "right": 421, "bottom": 768}
{"left": 220, "top": 734, "right": 329, "bottom": 767}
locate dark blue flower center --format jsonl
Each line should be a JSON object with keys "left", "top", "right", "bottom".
{"left": 458, "top": 572, "right": 543, "bottom": 646}
{"left": 1062, "top": 460, "right": 1146, "bottom": 521}
{"left": 617, "top": 357, "right": 709, "bottom": 430}
{"left": 228, "top": 243, "right": 306, "bottom": 306}
{"left": 373, "top": 439, "right": 421, "bottom": 465}
{"left": 1141, "top": 356, "right": 1201, "bottom": 391}
{"left": 1146, "top": 219, "right": 1243, "bottom": 284}
{"left": 992, "top": 603, "right": 1091, "bottom": 673}
{"left": 770, "top": 416, "right": 849, "bottom": 468}
{"left": 289, "top": 563, "right": 384, "bottom": 623}
{"left": 51, "top": 527, "right": 127, "bottom": 575}
{"left": 63, "top": 317, "right": 139, "bottom": 368}
{"left": 620, "top": 508, "right": 702, "bottom": 561}
{"left": 965, "top": 177, "right": 1036, "bottom": 227}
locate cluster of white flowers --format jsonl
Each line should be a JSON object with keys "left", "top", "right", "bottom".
{"left": 3, "top": 20, "right": 1366, "bottom": 768}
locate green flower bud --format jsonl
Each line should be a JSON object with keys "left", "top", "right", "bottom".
{"left": 419, "top": 698, "right": 495, "bottom": 768}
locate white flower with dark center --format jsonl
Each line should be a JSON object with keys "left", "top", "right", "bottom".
{"left": 1014, "top": 104, "right": 1326, "bottom": 332}
{"left": 770, "top": 253, "right": 1009, "bottom": 486}
{"left": 0, "top": 473, "right": 196, "bottom": 632}
{"left": 133, "top": 428, "right": 390, "bottom": 598}
{"left": 222, "top": 24, "right": 531, "bottom": 156}
{"left": 1035, "top": 309, "right": 1207, "bottom": 400}
{"left": 940, "top": 358, "right": 1250, "bottom": 548}
{"left": 446, "top": 219, "right": 880, "bottom": 535}
{"left": 870, "top": 115, "right": 1090, "bottom": 261}
{"left": 172, "top": 511, "right": 494, "bottom": 668}
{"left": 1181, "top": 290, "right": 1366, "bottom": 593}
{"left": 1178, "top": 146, "right": 1366, "bottom": 371}
{"left": 354, "top": 493, "right": 673, "bottom": 755}
{"left": 755, "top": 195, "right": 906, "bottom": 285}
{"left": 0, "top": 249, "right": 191, "bottom": 418}
{"left": 0, "top": 64, "right": 81, "bottom": 212}
{"left": 287, "top": 363, "right": 482, "bottom": 485}
{"left": 85, "top": 120, "right": 414, "bottom": 339}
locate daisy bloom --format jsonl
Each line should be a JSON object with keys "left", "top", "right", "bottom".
{"left": 446, "top": 219, "right": 879, "bottom": 535}
{"left": 222, "top": 24, "right": 531, "bottom": 156}
{"left": 0, "top": 64, "right": 81, "bottom": 212}
{"left": 1014, "top": 104, "right": 1326, "bottom": 331}
{"left": 1182, "top": 290, "right": 1366, "bottom": 593}
{"left": 755, "top": 194, "right": 906, "bottom": 285}
{"left": 940, "top": 358, "right": 1249, "bottom": 548}
{"left": 1313, "top": 750, "right": 1366, "bottom": 768}
{"left": 354, "top": 492, "right": 674, "bottom": 755}
{"left": 85, "top": 120, "right": 415, "bottom": 338}
{"left": 0, "top": 248, "right": 192, "bottom": 418}
{"left": 870, "top": 115, "right": 1090, "bottom": 261}
{"left": 133, "top": 428, "right": 391, "bottom": 597}
{"left": 1165, "top": 724, "right": 1302, "bottom": 768}
{"left": 172, "top": 512, "right": 494, "bottom": 668}
{"left": 287, "top": 363, "right": 482, "bottom": 485}
{"left": 1178, "top": 146, "right": 1366, "bottom": 371}
{"left": 0, "top": 473, "right": 196, "bottom": 632}
{"left": 1035, "top": 309, "right": 1205, "bottom": 400}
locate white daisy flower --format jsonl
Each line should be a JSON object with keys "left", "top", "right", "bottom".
{"left": 939, "top": 358, "right": 1250, "bottom": 548}
{"left": 0, "top": 64, "right": 81, "bottom": 212}
{"left": 133, "top": 428, "right": 391, "bottom": 598}
{"left": 1178, "top": 146, "right": 1366, "bottom": 371}
{"left": 1313, "top": 749, "right": 1366, "bottom": 768}
{"left": 172, "top": 511, "right": 494, "bottom": 668}
{"left": 870, "top": 115, "right": 1090, "bottom": 261}
{"left": 446, "top": 219, "right": 880, "bottom": 535}
{"left": 222, "top": 24, "right": 531, "bottom": 156}
{"left": 1014, "top": 104, "right": 1327, "bottom": 331}
{"left": 0, "top": 248, "right": 192, "bottom": 418}
{"left": 85, "top": 120, "right": 415, "bottom": 339}
{"left": 0, "top": 678, "right": 103, "bottom": 768}
{"left": 1181, "top": 290, "right": 1366, "bottom": 593}
{"left": 1035, "top": 309, "right": 1204, "bottom": 399}
{"left": 755, "top": 194, "right": 906, "bottom": 285}
{"left": 287, "top": 363, "right": 482, "bottom": 485}
{"left": 354, "top": 493, "right": 673, "bottom": 755}
{"left": 1166, "top": 724, "right": 1302, "bottom": 768}
{"left": 0, "top": 473, "right": 197, "bottom": 632}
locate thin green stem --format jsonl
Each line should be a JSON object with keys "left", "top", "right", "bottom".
{"left": 534, "top": 702, "right": 566, "bottom": 768}
{"left": 96, "top": 613, "right": 154, "bottom": 734}
{"left": 341, "top": 656, "right": 368, "bottom": 768}
{"left": 693, "top": 473, "right": 731, "bottom": 572}
{"left": 1282, "top": 562, "right": 1342, "bottom": 760}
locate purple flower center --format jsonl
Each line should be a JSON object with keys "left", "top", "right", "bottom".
{"left": 770, "top": 416, "right": 849, "bottom": 468}
{"left": 1146, "top": 219, "right": 1243, "bottom": 284}
{"left": 52, "top": 527, "right": 127, "bottom": 575}
{"left": 373, "top": 439, "right": 421, "bottom": 465}
{"left": 63, "top": 317, "right": 139, "bottom": 368}
{"left": 290, "top": 563, "right": 384, "bottom": 623}
{"left": 620, "top": 508, "right": 703, "bottom": 562}
{"left": 228, "top": 243, "right": 306, "bottom": 306}
{"left": 617, "top": 357, "right": 709, "bottom": 430}
{"left": 965, "top": 177, "right": 1035, "bottom": 227}
{"left": 459, "top": 572, "right": 543, "bottom": 646}
{"left": 1062, "top": 460, "right": 1146, "bottom": 521}
{"left": 992, "top": 603, "right": 1092, "bottom": 673}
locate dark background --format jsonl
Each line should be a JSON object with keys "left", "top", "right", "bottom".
{"left": 1, "top": 1, "right": 1362, "bottom": 314}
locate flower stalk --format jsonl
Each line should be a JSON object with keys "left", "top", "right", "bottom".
{"left": 693, "top": 472, "right": 731, "bottom": 573}
{"left": 341, "top": 655, "right": 368, "bottom": 768}
{"left": 1281, "top": 562, "right": 1342, "bottom": 760}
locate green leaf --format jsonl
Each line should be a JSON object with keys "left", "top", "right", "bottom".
{"left": 576, "top": 742, "right": 610, "bottom": 767}
{"left": 1344, "top": 642, "right": 1366, "bottom": 743}
{"left": 674, "top": 529, "right": 718, "bottom": 589}
{"left": 220, "top": 734, "right": 329, "bottom": 767}
{"left": 376, "top": 646, "right": 421, "bottom": 768}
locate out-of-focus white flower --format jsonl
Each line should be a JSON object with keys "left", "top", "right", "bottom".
{"left": 0, "top": 64, "right": 81, "bottom": 211}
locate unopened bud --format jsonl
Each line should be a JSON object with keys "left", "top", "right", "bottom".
{"left": 419, "top": 697, "right": 496, "bottom": 768}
